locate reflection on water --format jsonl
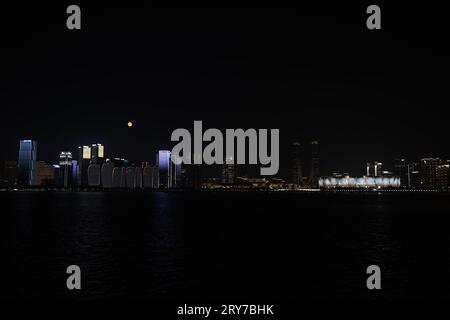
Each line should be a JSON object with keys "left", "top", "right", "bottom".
{"left": 1, "top": 191, "right": 450, "bottom": 300}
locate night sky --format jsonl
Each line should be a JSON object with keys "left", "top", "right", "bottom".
{"left": 1, "top": 3, "right": 449, "bottom": 178}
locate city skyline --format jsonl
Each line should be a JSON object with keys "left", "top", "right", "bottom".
{"left": 2, "top": 137, "right": 450, "bottom": 190}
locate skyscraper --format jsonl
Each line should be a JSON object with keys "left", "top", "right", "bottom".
{"left": 77, "top": 145, "right": 91, "bottom": 188}
{"left": 90, "top": 144, "right": 105, "bottom": 165}
{"left": 221, "top": 156, "right": 235, "bottom": 184}
{"left": 125, "top": 167, "right": 136, "bottom": 189}
{"left": 101, "top": 160, "right": 114, "bottom": 189}
{"left": 88, "top": 164, "right": 101, "bottom": 187}
{"left": 366, "top": 161, "right": 383, "bottom": 177}
{"left": 171, "top": 153, "right": 182, "bottom": 188}
{"left": 59, "top": 151, "right": 73, "bottom": 188}
{"left": 420, "top": 158, "right": 442, "bottom": 188}
{"left": 407, "top": 162, "right": 420, "bottom": 189}
{"left": 291, "top": 142, "right": 303, "bottom": 186}
{"left": 157, "top": 150, "right": 171, "bottom": 188}
{"left": 393, "top": 158, "right": 407, "bottom": 187}
{"left": 309, "top": 140, "right": 320, "bottom": 187}
{"left": 143, "top": 164, "right": 159, "bottom": 189}
{"left": 437, "top": 162, "right": 450, "bottom": 189}
{"left": 18, "top": 140, "right": 37, "bottom": 187}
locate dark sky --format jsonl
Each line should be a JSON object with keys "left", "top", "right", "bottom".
{"left": 1, "top": 3, "right": 449, "bottom": 178}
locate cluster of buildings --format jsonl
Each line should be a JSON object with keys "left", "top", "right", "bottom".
{"left": 1, "top": 139, "right": 449, "bottom": 191}
{"left": 319, "top": 158, "right": 450, "bottom": 190}
{"left": 1, "top": 140, "right": 185, "bottom": 190}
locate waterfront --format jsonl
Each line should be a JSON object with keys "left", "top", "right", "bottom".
{"left": 1, "top": 191, "right": 450, "bottom": 300}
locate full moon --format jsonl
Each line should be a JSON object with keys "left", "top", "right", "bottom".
{"left": 127, "top": 121, "right": 133, "bottom": 128}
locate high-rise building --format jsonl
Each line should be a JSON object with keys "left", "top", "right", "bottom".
{"left": 221, "top": 156, "right": 235, "bottom": 184}
{"left": 90, "top": 144, "right": 105, "bottom": 165}
{"left": 407, "top": 162, "right": 420, "bottom": 189}
{"left": 125, "top": 167, "right": 136, "bottom": 189}
{"left": 135, "top": 166, "right": 143, "bottom": 189}
{"left": 436, "top": 162, "right": 450, "bottom": 189}
{"left": 157, "top": 150, "right": 171, "bottom": 188}
{"left": 309, "top": 141, "right": 320, "bottom": 187}
{"left": 291, "top": 142, "right": 303, "bottom": 186}
{"left": 52, "top": 165, "right": 61, "bottom": 185}
{"left": 101, "top": 160, "right": 114, "bottom": 188}
{"left": 72, "top": 160, "right": 79, "bottom": 187}
{"left": 170, "top": 153, "right": 182, "bottom": 188}
{"left": 143, "top": 165, "right": 159, "bottom": 189}
{"left": 112, "top": 167, "right": 123, "bottom": 188}
{"left": 59, "top": 151, "right": 73, "bottom": 188}
{"left": 393, "top": 158, "right": 407, "bottom": 187}
{"left": 18, "top": 140, "right": 37, "bottom": 187}
{"left": 366, "top": 161, "right": 383, "bottom": 177}
{"left": 420, "top": 158, "right": 442, "bottom": 188}
{"left": 88, "top": 164, "right": 101, "bottom": 187}
{"left": 77, "top": 145, "right": 91, "bottom": 188}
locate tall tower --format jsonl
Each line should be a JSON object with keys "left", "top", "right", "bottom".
{"left": 78, "top": 145, "right": 91, "bottom": 188}
{"left": 366, "top": 161, "right": 383, "bottom": 177}
{"left": 309, "top": 140, "right": 320, "bottom": 187}
{"left": 170, "top": 152, "right": 182, "bottom": 188}
{"left": 291, "top": 142, "right": 303, "bottom": 186}
{"left": 157, "top": 150, "right": 171, "bottom": 189}
{"left": 393, "top": 158, "right": 407, "bottom": 187}
{"left": 59, "top": 151, "right": 73, "bottom": 188}
{"left": 90, "top": 144, "right": 105, "bottom": 165}
{"left": 18, "top": 140, "right": 37, "bottom": 187}
{"left": 221, "top": 156, "right": 236, "bottom": 184}
{"left": 420, "top": 158, "right": 442, "bottom": 188}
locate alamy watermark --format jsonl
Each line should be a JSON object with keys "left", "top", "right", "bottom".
{"left": 171, "top": 121, "right": 279, "bottom": 175}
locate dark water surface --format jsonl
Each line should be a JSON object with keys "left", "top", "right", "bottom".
{"left": 1, "top": 191, "right": 450, "bottom": 300}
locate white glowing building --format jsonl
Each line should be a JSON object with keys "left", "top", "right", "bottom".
{"left": 319, "top": 176, "right": 400, "bottom": 189}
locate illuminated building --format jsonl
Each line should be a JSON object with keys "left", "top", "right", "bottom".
{"left": 171, "top": 153, "right": 182, "bottom": 188}
{"left": 101, "top": 160, "right": 114, "bottom": 188}
{"left": 221, "top": 156, "right": 235, "bottom": 184}
{"left": 291, "top": 142, "right": 303, "bottom": 186}
{"left": 112, "top": 167, "right": 122, "bottom": 188}
{"left": 143, "top": 165, "right": 158, "bottom": 189}
{"left": 366, "top": 161, "right": 383, "bottom": 177}
{"left": 157, "top": 150, "right": 171, "bottom": 188}
{"left": 36, "top": 161, "right": 55, "bottom": 187}
{"left": 88, "top": 164, "right": 101, "bottom": 187}
{"left": 420, "top": 158, "right": 442, "bottom": 188}
{"left": 135, "top": 166, "right": 143, "bottom": 189}
{"left": 18, "top": 140, "right": 37, "bottom": 187}
{"left": 319, "top": 176, "right": 400, "bottom": 189}
{"left": 59, "top": 151, "right": 73, "bottom": 188}
{"left": 90, "top": 144, "right": 105, "bottom": 165}
{"left": 125, "top": 167, "right": 136, "bottom": 189}
{"left": 436, "top": 162, "right": 450, "bottom": 188}
{"left": 309, "top": 141, "right": 320, "bottom": 187}
{"left": 120, "top": 167, "right": 127, "bottom": 188}
{"left": 407, "top": 162, "right": 420, "bottom": 188}
{"left": 77, "top": 145, "right": 91, "bottom": 188}
{"left": 393, "top": 158, "right": 407, "bottom": 187}
{"left": 52, "top": 165, "right": 61, "bottom": 185}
